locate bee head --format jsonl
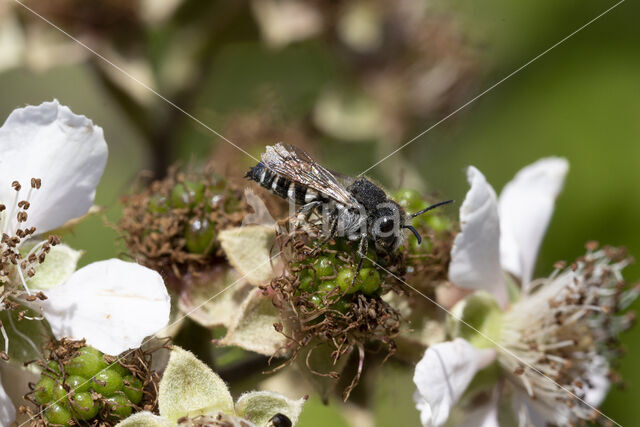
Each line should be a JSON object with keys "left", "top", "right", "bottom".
{"left": 371, "top": 201, "right": 405, "bottom": 252}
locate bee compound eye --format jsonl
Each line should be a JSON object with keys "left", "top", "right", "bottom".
{"left": 267, "top": 413, "right": 292, "bottom": 427}
{"left": 379, "top": 217, "right": 395, "bottom": 233}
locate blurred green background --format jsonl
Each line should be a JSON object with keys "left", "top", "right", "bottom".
{"left": 1, "top": 0, "right": 638, "bottom": 425}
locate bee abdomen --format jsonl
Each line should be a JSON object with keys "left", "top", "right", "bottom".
{"left": 246, "top": 162, "right": 326, "bottom": 204}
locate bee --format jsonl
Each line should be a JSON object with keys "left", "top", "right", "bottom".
{"left": 245, "top": 143, "right": 452, "bottom": 267}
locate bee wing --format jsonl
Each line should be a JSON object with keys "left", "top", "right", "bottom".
{"left": 327, "top": 169, "right": 357, "bottom": 188}
{"left": 262, "top": 143, "right": 357, "bottom": 205}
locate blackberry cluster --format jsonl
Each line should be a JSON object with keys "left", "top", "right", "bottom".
{"left": 31, "top": 346, "right": 144, "bottom": 426}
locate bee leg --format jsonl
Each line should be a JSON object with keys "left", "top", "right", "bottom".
{"left": 292, "top": 201, "right": 322, "bottom": 230}
{"left": 309, "top": 215, "right": 339, "bottom": 257}
{"left": 351, "top": 236, "right": 369, "bottom": 288}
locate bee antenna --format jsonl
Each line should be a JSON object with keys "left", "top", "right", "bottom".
{"left": 410, "top": 200, "right": 454, "bottom": 218}
{"left": 403, "top": 225, "right": 422, "bottom": 244}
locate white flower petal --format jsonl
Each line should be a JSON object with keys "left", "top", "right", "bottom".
{"left": 498, "top": 158, "right": 568, "bottom": 286}
{"left": 413, "top": 338, "right": 496, "bottom": 426}
{"left": 0, "top": 100, "right": 107, "bottom": 235}
{"left": 449, "top": 167, "right": 507, "bottom": 307}
{"left": 511, "top": 389, "right": 566, "bottom": 427}
{"left": 458, "top": 400, "right": 499, "bottom": 427}
{"left": 41, "top": 259, "right": 170, "bottom": 355}
{"left": 0, "top": 375, "right": 16, "bottom": 427}
{"left": 583, "top": 356, "right": 610, "bottom": 407}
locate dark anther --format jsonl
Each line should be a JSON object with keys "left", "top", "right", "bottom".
{"left": 31, "top": 178, "right": 41, "bottom": 189}
{"left": 17, "top": 212, "right": 27, "bottom": 222}
{"left": 48, "top": 235, "right": 61, "bottom": 246}
{"left": 11, "top": 181, "right": 21, "bottom": 191}
{"left": 0, "top": 204, "right": 5, "bottom": 212}
{"left": 18, "top": 201, "right": 30, "bottom": 210}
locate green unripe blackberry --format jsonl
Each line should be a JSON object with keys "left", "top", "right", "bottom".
{"left": 66, "top": 352, "right": 107, "bottom": 378}
{"left": 309, "top": 294, "right": 324, "bottom": 308}
{"left": 171, "top": 181, "right": 205, "bottom": 209}
{"left": 47, "top": 360, "right": 61, "bottom": 376}
{"left": 92, "top": 370, "right": 124, "bottom": 396}
{"left": 45, "top": 403, "right": 72, "bottom": 426}
{"left": 425, "top": 214, "right": 452, "bottom": 233}
{"left": 148, "top": 195, "right": 168, "bottom": 213}
{"left": 32, "top": 345, "right": 148, "bottom": 425}
{"left": 65, "top": 375, "right": 91, "bottom": 393}
{"left": 184, "top": 218, "right": 216, "bottom": 254}
{"left": 105, "top": 394, "right": 133, "bottom": 419}
{"left": 106, "top": 362, "right": 129, "bottom": 377}
{"left": 317, "top": 280, "right": 339, "bottom": 298}
{"left": 52, "top": 382, "right": 67, "bottom": 402}
{"left": 336, "top": 268, "right": 359, "bottom": 294}
{"left": 77, "top": 347, "right": 103, "bottom": 358}
{"left": 358, "top": 268, "right": 381, "bottom": 295}
{"left": 394, "top": 189, "right": 423, "bottom": 213}
{"left": 298, "top": 269, "right": 317, "bottom": 292}
{"left": 123, "top": 375, "right": 144, "bottom": 405}
{"left": 313, "top": 255, "right": 335, "bottom": 278}
{"left": 330, "top": 298, "right": 351, "bottom": 313}
{"left": 34, "top": 376, "right": 55, "bottom": 405}
{"left": 71, "top": 392, "right": 100, "bottom": 420}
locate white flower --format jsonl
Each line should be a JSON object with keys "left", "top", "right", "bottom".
{"left": 448, "top": 158, "right": 569, "bottom": 307}
{"left": 414, "top": 159, "right": 636, "bottom": 426}
{"left": 0, "top": 101, "right": 171, "bottom": 424}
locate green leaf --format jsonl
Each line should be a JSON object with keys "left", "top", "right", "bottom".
{"left": 116, "top": 411, "right": 172, "bottom": 427}
{"left": 236, "top": 391, "right": 306, "bottom": 426}
{"left": 218, "top": 288, "right": 288, "bottom": 356}
{"left": 218, "top": 225, "right": 278, "bottom": 286}
{"left": 158, "top": 346, "right": 234, "bottom": 422}
{"left": 24, "top": 243, "right": 83, "bottom": 291}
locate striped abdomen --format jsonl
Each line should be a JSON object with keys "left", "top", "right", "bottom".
{"left": 245, "top": 162, "right": 326, "bottom": 205}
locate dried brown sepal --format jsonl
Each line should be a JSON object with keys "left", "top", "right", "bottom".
{"left": 22, "top": 338, "right": 166, "bottom": 427}
{"left": 267, "top": 224, "right": 403, "bottom": 400}
{"left": 116, "top": 163, "right": 250, "bottom": 285}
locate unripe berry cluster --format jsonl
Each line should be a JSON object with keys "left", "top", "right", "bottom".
{"left": 295, "top": 246, "right": 383, "bottom": 313}
{"left": 118, "top": 165, "right": 248, "bottom": 276}
{"left": 31, "top": 346, "right": 144, "bottom": 426}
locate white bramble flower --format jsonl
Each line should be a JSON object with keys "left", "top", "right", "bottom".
{"left": 413, "top": 159, "right": 637, "bottom": 426}
{"left": 0, "top": 101, "right": 171, "bottom": 424}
